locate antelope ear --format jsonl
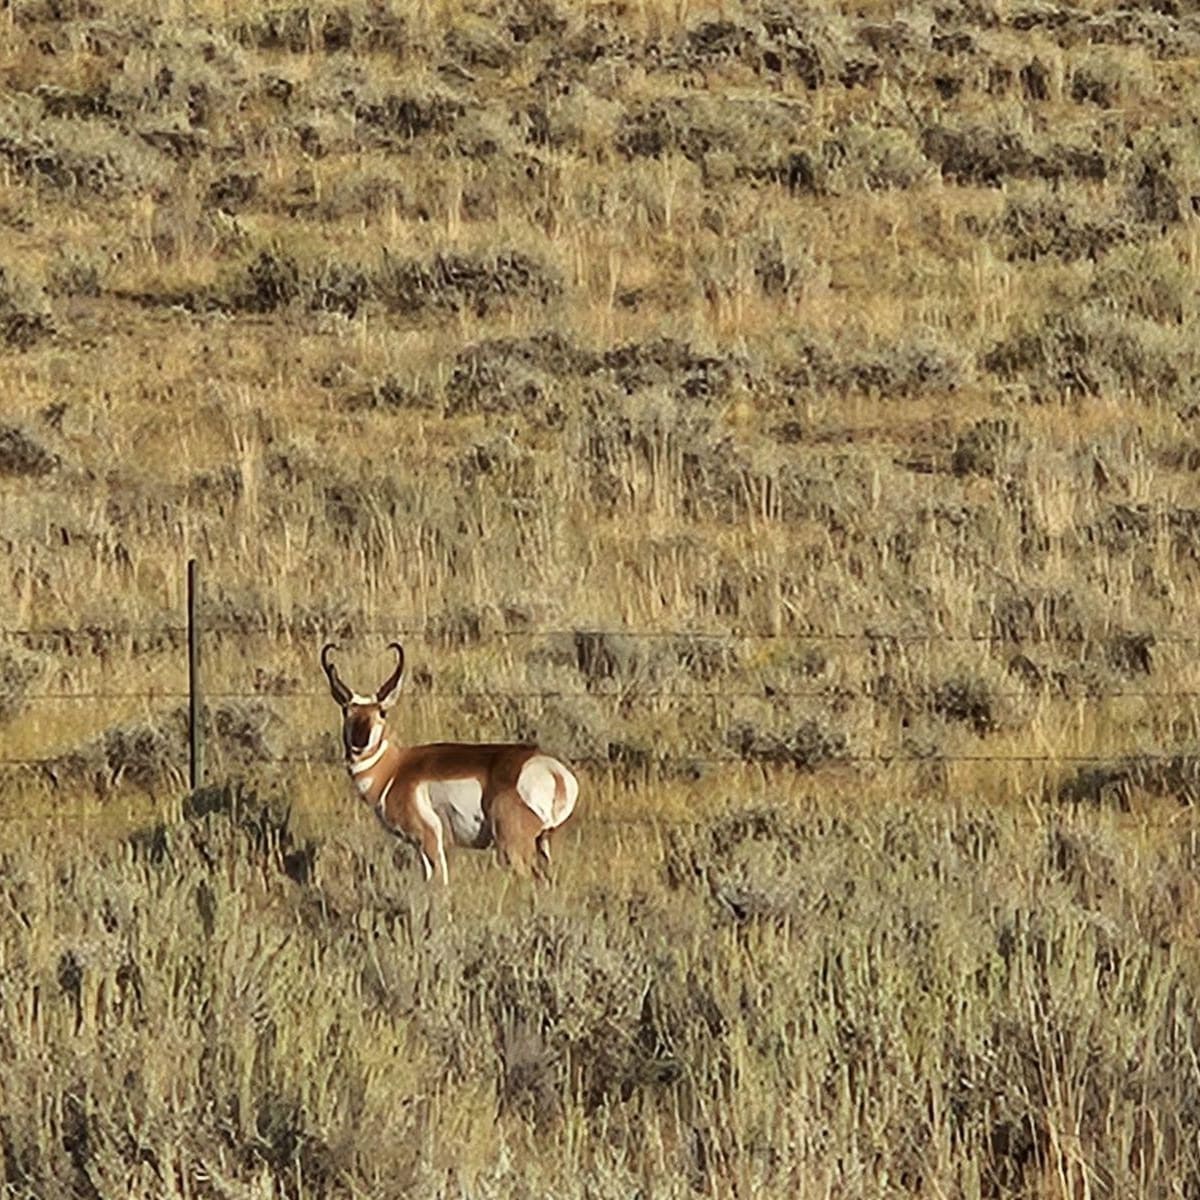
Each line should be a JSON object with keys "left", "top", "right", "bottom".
{"left": 377, "top": 641, "right": 405, "bottom": 709}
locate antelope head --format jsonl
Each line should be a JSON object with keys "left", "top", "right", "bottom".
{"left": 321, "top": 642, "right": 405, "bottom": 763}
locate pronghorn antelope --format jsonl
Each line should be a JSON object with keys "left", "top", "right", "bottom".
{"left": 321, "top": 642, "right": 579, "bottom": 884}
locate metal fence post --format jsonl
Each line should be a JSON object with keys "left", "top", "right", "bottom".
{"left": 187, "top": 558, "right": 203, "bottom": 790}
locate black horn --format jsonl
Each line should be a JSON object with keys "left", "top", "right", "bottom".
{"left": 376, "top": 641, "right": 405, "bottom": 704}
{"left": 321, "top": 643, "right": 352, "bottom": 705}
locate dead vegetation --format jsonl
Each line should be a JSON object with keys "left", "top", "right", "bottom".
{"left": 0, "top": 789, "right": 1196, "bottom": 1198}
{"left": 0, "top": 647, "right": 42, "bottom": 724}
{"left": 35, "top": 701, "right": 279, "bottom": 795}
{"left": 0, "top": 423, "right": 57, "bottom": 475}
{"left": 3, "top": 0, "right": 1200, "bottom": 1194}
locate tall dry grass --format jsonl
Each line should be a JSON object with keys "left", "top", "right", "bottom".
{"left": 3, "top": 780, "right": 1199, "bottom": 1197}
{"left": 2, "top": 0, "right": 1200, "bottom": 1194}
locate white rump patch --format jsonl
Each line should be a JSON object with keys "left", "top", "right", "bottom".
{"left": 517, "top": 756, "right": 579, "bottom": 829}
{"left": 425, "top": 778, "right": 486, "bottom": 847}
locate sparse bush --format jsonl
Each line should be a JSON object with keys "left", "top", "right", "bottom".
{"left": 0, "top": 100, "right": 169, "bottom": 196}
{"left": 1088, "top": 241, "right": 1190, "bottom": 323}
{"left": 0, "top": 648, "right": 42, "bottom": 723}
{"left": 5, "top": 6, "right": 1200, "bottom": 1193}
{"left": 1000, "top": 196, "right": 1130, "bottom": 262}
{"left": 230, "top": 248, "right": 303, "bottom": 313}
{"left": 930, "top": 675, "right": 996, "bottom": 735}
{"left": 778, "top": 332, "right": 962, "bottom": 399}
{"left": 444, "top": 331, "right": 589, "bottom": 416}
{"left": 1, "top": 793, "right": 1198, "bottom": 1196}
{"left": 1105, "top": 629, "right": 1155, "bottom": 676}
{"left": 355, "top": 92, "right": 466, "bottom": 144}
{"left": 43, "top": 708, "right": 187, "bottom": 794}
{"left": 444, "top": 20, "right": 517, "bottom": 72}
{"left": 233, "top": 6, "right": 316, "bottom": 52}
{"left": 40, "top": 702, "right": 277, "bottom": 795}
{"left": 206, "top": 170, "right": 259, "bottom": 212}
{"left": 981, "top": 306, "right": 1200, "bottom": 401}
{"left": 0, "top": 424, "right": 57, "bottom": 475}
{"left": 340, "top": 375, "right": 437, "bottom": 412}
{"left": 951, "top": 417, "right": 1021, "bottom": 478}
{"left": 752, "top": 234, "right": 814, "bottom": 297}
{"left": 823, "top": 123, "right": 932, "bottom": 192}
{"left": 987, "top": 588, "right": 1083, "bottom": 644}
{"left": 1124, "top": 127, "right": 1200, "bottom": 225}
{"left": 922, "top": 122, "right": 1031, "bottom": 186}
{"left": 374, "top": 249, "right": 558, "bottom": 316}
{"left": 673, "top": 635, "right": 738, "bottom": 682}
{"left": 308, "top": 259, "right": 370, "bottom": 318}
{"left": 726, "top": 717, "right": 848, "bottom": 769}
{"left": 760, "top": 11, "right": 839, "bottom": 88}
{"left": 45, "top": 249, "right": 103, "bottom": 298}
{"left": 614, "top": 100, "right": 721, "bottom": 162}
{"left": 0, "top": 266, "right": 54, "bottom": 349}
{"left": 1057, "top": 754, "right": 1200, "bottom": 807}
{"left": 573, "top": 630, "right": 660, "bottom": 692}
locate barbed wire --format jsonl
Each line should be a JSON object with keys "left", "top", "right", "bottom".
{"left": 0, "top": 749, "right": 1197, "bottom": 770}
{"left": 0, "top": 623, "right": 1190, "bottom": 645}
{"left": 18, "top": 686, "right": 1200, "bottom": 703}
{"left": 3, "top": 619, "right": 1196, "bottom": 779}
{"left": 260, "top": 750, "right": 1200, "bottom": 768}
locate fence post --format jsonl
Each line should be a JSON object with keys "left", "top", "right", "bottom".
{"left": 187, "top": 558, "right": 203, "bottom": 791}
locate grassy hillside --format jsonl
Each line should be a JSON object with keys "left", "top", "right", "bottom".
{"left": 2, "top": 0, "right": 1200, "bottom": 1194}
{"left": 4, "top": 783, "right": 1200, "bottom": 1198}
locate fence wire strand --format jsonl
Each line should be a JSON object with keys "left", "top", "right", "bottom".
{"left": 18, "top": 687, "right": 1200, "bottom": 703}
{"left": 2, "top": 749, "right": 1199, "bottom": 770}
{"left": 0, "top": 623, "right": 1198, "bottom": 645}
{"left": 3, "top": 619, "right": 1200, "bottom": 776}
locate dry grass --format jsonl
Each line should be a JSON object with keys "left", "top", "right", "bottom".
{"left": 3, "top": 782, "right": 1200, "bottom": 1198}
{"left": 2, "top": 0, "right": 1200, "bottom": 1194}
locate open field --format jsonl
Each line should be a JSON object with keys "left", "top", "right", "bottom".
{"left": 4, "top": 783, "right": 1200, "bottom": 1197}
{"left": 3, "top": 0, "right": 1200, "bottom": 1194}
